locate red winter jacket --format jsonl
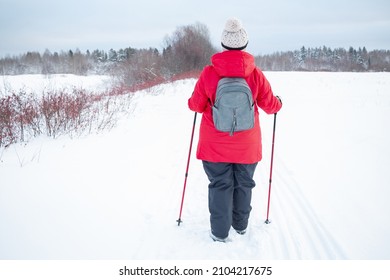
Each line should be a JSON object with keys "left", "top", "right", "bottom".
{"left": 188, "top": 50, "right": 282, "bottom": 164}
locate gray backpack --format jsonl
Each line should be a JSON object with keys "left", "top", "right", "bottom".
{"left": 212, "top": 77, "right": 255, "bottom": 136}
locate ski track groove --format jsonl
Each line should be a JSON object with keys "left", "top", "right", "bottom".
{"left": 274, "top": 166, "right": 322, "bottom": 259}
{"left": 272, "top": 157, "right": 346, "bottom": 259}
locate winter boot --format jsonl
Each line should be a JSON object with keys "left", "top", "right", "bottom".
{"left": 210, "top": 232, "right": 228, "bottom": 243}
{"left": 235, "top": 229, "right": 247, "bottom": 235}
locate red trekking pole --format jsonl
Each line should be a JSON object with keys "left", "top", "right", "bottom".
{"left": 177, "top": 112, "right": 197, "bottom": 226}
{"left": 265, "top": 113, "right": 277, "bottom": 224}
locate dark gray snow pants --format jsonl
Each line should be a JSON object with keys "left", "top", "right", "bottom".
{"left": 202, "top": 161, "right": 258, "bottom": 239}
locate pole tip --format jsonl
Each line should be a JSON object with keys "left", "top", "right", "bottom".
{"left": 177, "top": 219, "right": 183, "bottom": 226}
{"left": 265, "top": 219, "right": 271, "bottom": 224}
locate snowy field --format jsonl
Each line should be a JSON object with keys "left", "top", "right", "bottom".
{"left": 0, "top": 74, "right": 114, "bottom": 97}
{"left": 0, "top": 72, "right": 389, "bottom": 260}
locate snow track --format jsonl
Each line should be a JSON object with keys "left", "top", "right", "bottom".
{"left": 264, "top": 158, "right": 347, "bottom": 259}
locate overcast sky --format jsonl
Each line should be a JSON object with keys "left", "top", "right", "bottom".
{"left": 1, "top": 0, "right": 389, "bottom": 57}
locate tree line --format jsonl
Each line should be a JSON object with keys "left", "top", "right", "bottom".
{"left": 0, "top": 22, "right": 216, "bottom": 86}
{"left": 1, "top": 22, "right": 389, "bottom": 86}
{"left": 255, "top": 46, "right": 390, "bottom": 72}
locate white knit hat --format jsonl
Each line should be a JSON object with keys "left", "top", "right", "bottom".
{"left": 221, "top": 18, "right": 248, "bottom": 50}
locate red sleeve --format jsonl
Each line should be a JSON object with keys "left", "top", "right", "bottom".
{"left": 188, "top": 68, "right": 211, "bottom": 113}
{"left": 255, "top": 69, "right": 282, "bottom": 114}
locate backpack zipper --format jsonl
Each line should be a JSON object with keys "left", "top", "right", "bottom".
{"left": 230, "top": 108, "right": 237, "bottom": 136}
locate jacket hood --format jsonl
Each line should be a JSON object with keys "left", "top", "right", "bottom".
{"left": 211, "top": 50, "right": 256, "bottom": 77}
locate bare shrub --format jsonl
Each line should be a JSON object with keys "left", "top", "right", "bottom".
{"left": 0, "top": 95, "right": 17, "bottom": 147}
{"left": 0, "top": 69, "right": 198, "bottom": 149}
{"left": 0, "top": 92, "right": 41, "bottom": 147}
{"left": 163, "top": 22, "right": 217, "bottom": 75}
{"left": 0, "top": 86, "right": 135, "bottom": 149}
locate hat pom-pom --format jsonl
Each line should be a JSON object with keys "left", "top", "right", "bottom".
{"left": 224, "top": 18, "right": 242, "bottom": 32}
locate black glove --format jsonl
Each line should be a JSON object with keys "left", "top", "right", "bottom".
{"left": 276, "top": 95, "right": 282, "bottom": 105}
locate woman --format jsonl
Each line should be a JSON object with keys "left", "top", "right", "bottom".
{"left": 188, "top": 18, "right": 282, "bottom": 242}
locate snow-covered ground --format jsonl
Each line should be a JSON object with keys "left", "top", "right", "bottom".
{"left": 1, "top": 72, "right": 389, "bottom": 260}
{"left": 0, "top": 74, "right": 114, "bottom": 97}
